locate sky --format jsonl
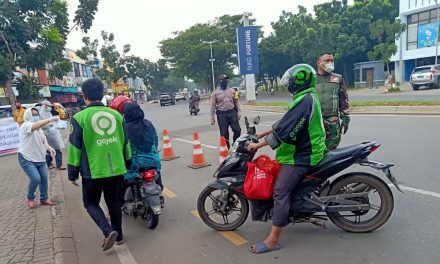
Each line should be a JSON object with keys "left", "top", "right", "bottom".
{"left": 66, "top": 0, "right": 353, "bottom": 62}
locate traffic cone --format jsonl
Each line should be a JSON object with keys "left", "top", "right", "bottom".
{"left": 188, "top": 132, "right": 211, "bottom": 169}
{"left": 161, "top": 130, "right": 179, "bottom": 161}
{"left": 219, "top": 136, "right": 229, "bottom": 164}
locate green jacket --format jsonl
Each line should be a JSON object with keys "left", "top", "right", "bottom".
{"left": 67, "top": 102, "right": 131, "bottom": 180}
{"left": 266, "top": 88, "right": 327, "bottom": 166}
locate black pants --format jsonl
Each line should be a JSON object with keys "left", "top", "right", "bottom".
{"left": 46, "top": 149, "right": 63, "bottom": 167}
{"left": 82, "top": 176, "right": 123, "bottom": 240}
{"left": 216, "top": 110, "right": 241, "bottom": 149}
{"left": 272, "top": 165, "right": 310, "bottom": 227}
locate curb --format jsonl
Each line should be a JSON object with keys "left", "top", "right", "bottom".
{"left": 241, "top": 105, "right": 440, "bottom": 115}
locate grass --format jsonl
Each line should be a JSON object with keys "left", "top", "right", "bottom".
{"left": 250, "top": 101, "right": 440, "bottom": 107}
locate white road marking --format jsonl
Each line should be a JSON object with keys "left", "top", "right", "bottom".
{"left": 174, "top": 138, "right": 218, "bottom": 149}
{"left": 115, "top": 244, "right": 139, "bottom": 264}
{"left": 389, "top": 184, "right": 440, "bottom": 198}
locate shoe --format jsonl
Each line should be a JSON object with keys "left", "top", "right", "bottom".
{"left": 57, "top": 166, "right": 66, "bottom": 170}
{"left": 102, "top": 231, "right": 118, "bottom": 251}
{"left": 49, "top": 165, "right": 56, "bottom": 169}
{"left": 116, "top": 237, "right": 125, "bottom": 245}
{"left": 40, "top": 200, "right": 55, "bottom": 206}
{"left": 26, "top": 200, "right": 37, "bottom": 209}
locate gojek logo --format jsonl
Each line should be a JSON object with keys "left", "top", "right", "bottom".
{"left": 91, "top": 111, "right": 117, "bottom": 147}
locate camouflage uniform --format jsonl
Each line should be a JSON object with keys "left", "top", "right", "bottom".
{"left": 315, "top": 72, "right": 349, "bottom": 150}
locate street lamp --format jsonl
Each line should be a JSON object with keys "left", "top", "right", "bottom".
{"left": 436, "top": 0, "right": 439, "bottom": 65}
{"left": 203, "top": 40, "right": 218, "bottom": 90}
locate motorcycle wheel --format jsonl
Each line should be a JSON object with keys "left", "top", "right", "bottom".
{"left": 326, "top": 174, "right": 394, "bottom": 233}
{"left": 142, "top": 208, "right": 159, "bottom": 229}
{"left": 197, "top": 187, "right": 249, "bottom": 231}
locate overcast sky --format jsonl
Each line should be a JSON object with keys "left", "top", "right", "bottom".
{"left": 66, "top": 0, "right": 353, "bottom": 62}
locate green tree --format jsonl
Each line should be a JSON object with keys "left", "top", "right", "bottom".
{"left": 160, "top": 15, "right": 246, "bottom": 90}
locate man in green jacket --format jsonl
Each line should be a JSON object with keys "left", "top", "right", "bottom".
{"left": 247, "top": 64, "right": 326, "bottom": 254}
{"left": 68, "top": 79, "right": 131, "bottom": 251}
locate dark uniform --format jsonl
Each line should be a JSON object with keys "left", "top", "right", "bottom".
{"left": 315, "top": 72, "right": 350, "bottom": 150}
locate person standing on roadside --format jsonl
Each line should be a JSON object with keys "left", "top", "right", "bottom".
{"left": 67, "top": 79, "right": 131, "bottom": 251}
{"left": 13, "top": 102, "right": 26, "bottom": 126}
{"left": 18, "top": 108, "right": 59, "bottom": 209}
{"left": 210, "top": 74, "right": 241, "bottom": 149}
{"left": 315, "top": 52, "right": 350, "bottom": 150}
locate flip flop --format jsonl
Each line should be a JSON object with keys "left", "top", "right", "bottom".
{"left": 250, "top": 242, "right": 282, "bottom": 254}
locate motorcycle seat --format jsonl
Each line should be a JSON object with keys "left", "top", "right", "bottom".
{"left": 318, "top": 143, "right": 364, "bottom": 166}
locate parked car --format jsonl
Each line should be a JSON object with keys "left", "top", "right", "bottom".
{"left": 410, "top": 65, "right": 440, "bottom": 90}
{"left": 159, "top": 92, "right": 176, "bottom": 106}
{"left": 175, "top": 92, "right": 186, "bottom": 102}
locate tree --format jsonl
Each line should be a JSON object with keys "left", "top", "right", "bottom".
{"left": 160, "top": 15, "right": 246, "bottom": 90}
{"left": 0, "top": 0, "right": 99, "bottom": 109}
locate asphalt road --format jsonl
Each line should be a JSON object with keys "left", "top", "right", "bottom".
{"left": 62, "top": 101, "right": 440, "bottom": 264}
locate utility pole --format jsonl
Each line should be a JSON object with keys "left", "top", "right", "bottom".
{"left": 240, "top": 12, "right": 256, "bottom": 102}
{"left": 435, "top": 0, "right": 439, "bottom": 65}
{"left": 203, "top": 40, "right": 217, "bottom": 90}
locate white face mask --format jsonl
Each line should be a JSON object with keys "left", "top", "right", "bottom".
{"left": 323, "top": 62, "right": 335, "bottom": 73}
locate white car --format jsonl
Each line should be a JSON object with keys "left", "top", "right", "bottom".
{"left": 175, "top": 92, "right": 186, "bottom": 102}
{"left": 0, "top": 103, "right": 36, "bottom": 125}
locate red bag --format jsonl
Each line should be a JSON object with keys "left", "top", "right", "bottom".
{"left": 244, "top": 155, "right": 280, "bottom": 200}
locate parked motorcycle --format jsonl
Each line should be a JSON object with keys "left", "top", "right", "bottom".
{"left": 122, "top": 168, "right": 163, "bottom": 229}
{"left": 197, "top": 117, "right": 402, "bottom": 232}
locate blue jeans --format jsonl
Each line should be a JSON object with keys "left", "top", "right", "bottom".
{"left": 18, "top": 153, "right": 49, "bottom": 201}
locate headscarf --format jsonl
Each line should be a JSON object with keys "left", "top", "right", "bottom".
{"left": 23, "top": 108, "right": 35, "bottom": 123}
{"left": 123, "top": 102, "right": 155, "bottom": 152}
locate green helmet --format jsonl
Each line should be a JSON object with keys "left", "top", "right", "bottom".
{"left": 280, "top": 64, "right": 317, "bottom": 95}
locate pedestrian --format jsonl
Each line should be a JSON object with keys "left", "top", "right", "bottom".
{"left": 18, "top": 108, "right": 59, "bottom": 209}
{"left": 247, "top": 64, "right": 326, "bottom": 254}
{"left": 315, "top": 52, "right": 350, "bottom": 150}
{"left": 13, "top": 102, "right": 26, "bottom": 126}
{"left": 37, "top": 101, "right": 66, "bottom": 170}
{"left": 67, "top": 79, "right": 132, "bottom": 251}
{"left": 210, "top": 74, "right": 241, "bottom": 149}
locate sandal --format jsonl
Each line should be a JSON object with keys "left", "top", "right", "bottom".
{"left": 26, "top": 200, "right": 37, "bottom": 209}
{"left": 40, "top": 200, "right": 55, "bottom": 206}
{"left": 250, "top": 242, "right": 282, "bottom": 254}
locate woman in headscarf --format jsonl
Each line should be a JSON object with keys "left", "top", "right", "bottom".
{"left": 18, "top": 108, "right": 59, "bottom": 208}
{"left": 122, "top": 102, "right": 163, "bottom": 189}
{"left": 38, "top": 101, "right": 65, "bottom": 170}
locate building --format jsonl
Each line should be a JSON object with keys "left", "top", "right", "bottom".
{"left": 392, "top": 0, "right": 440, "bottom": 83}
{"left": 353, "top": 61, "right": 387, "bottom": 88}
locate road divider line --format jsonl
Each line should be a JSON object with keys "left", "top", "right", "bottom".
{"left": 191, "top": 210, "right": 248, "bottom": 246}
{"left": 162, "top": 187, "right": 177, "bottom": 198}
{"left": 115, "top": 244, "right": 139, "bottom": 264}
{"left": 175, "top": 138, "right": 218, "bottom": 149}
{"left": 389, "top": 184, "right": 440, "bottom": 198}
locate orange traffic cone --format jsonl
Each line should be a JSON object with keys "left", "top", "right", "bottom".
{"left": 188, "top": 132, "right": 211, "bottom": 169}
{"left": 219, "top": 136, "right": 229, "bottom": 164}
{"left": 161, "top": 130, "right": 179, "bottom": 161}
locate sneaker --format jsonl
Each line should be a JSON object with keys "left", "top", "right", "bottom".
{"left": 102, "top": 231, "right": 118, "bottom": 251}
{"left": 116, "top": 237, "right": 125, "bottom": 245}
{"left": 40, "top": 200, "right": 55, "bottom": 206}
{"left": 26, "top": 200, "right": 37, "bottom": 209}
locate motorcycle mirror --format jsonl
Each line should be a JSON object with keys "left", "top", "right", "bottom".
{"left": 253, "top": 116, "right": 260, "bottom": 125}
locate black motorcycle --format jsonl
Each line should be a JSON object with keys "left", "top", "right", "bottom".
{"left": 122, "top": 168, "right": 163, "bottom": 229}
{"left": 197, "top": 117, "right": 402, "bottom": 232}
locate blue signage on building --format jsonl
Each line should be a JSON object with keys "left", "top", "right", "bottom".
{"left": 236, "top": 26, "right": 259, "bottom": 75}
{"left": 418, "top": 22, "right": 440, "bottom": 48}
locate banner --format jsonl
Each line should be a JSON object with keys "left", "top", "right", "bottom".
{"left": 0, "top": 123, "right": 19, "bottom": 155}
{"left": 236, "top": 26, "right": 260, "bottom": 75}
{"left": 418, "top": 22, "right": 440, "bottom": 48}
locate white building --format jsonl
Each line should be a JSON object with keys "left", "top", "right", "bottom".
{"left": 392, "top": 0, "right": 440, "bottom": 83}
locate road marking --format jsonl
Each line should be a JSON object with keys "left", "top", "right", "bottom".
{"left": 162, "top": 187, "right": 177, "bottom": 198}
{"left": 175, "top": 138, "right": 218, "bottom": 149}
{"left": 389, "top": 184, "right": 440, "bottom": 198}
{"left": 191, "top": 210, "right": 248, "bottom": 246}
{"left": 115, "top": 244, "right": 139, "bottom": 264}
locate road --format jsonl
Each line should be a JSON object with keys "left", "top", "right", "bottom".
{"left": 62, "top": 101, "right": 440, "bottom": 264}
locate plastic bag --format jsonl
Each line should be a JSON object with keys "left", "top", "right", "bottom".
{"left": 244, "top": 155, "right": 280, "bottom": 200}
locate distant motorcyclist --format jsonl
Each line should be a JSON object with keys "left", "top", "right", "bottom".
{"left": 189, "top": 89, "right": 201, "bottom": 115}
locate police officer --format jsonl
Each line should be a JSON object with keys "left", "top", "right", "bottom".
{"left": 211, "top": 74, "right": 241, "bottom": 149}
{"left": 315, "top": 52, "right": 350, "bottom": 150}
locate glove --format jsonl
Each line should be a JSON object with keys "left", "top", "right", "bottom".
{"left": 340, "top": 115, "right": 350, "bottom": 134}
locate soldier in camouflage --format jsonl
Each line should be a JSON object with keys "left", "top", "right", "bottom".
{"left": 315, "top": 52, "right": 350, "bottom": 150}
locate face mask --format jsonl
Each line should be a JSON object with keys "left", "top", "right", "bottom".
{"left": 323, "top": 62, "right": 334, "bottom": 73}
{"left": 45, "top": 107, "right": 52, "bottom": 112}
{"left": 220, "top": 80, "right": 228, "bottom": 90}
{"left": 32, "top": 116, "right": 41, "bottom": 123}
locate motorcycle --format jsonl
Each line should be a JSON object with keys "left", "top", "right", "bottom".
{"left": 122, "top": 168, "right": 163, "bottom": 229}
{"left": 189, "top": 99, "right": 200, "bottom": 116}
{"left": 197, "top": 117, "right": 402, "bottom": 232}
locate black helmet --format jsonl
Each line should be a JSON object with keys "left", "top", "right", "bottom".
{"left": 280, "top": 64, "right": 317, "bottom": 95}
